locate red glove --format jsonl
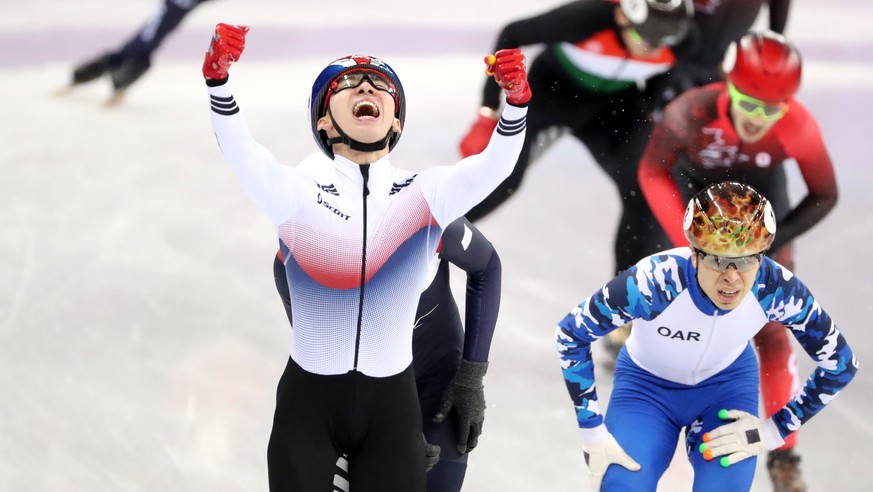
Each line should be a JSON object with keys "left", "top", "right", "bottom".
{"left": 485, "top": 49, "right": 532, "bottom": 106}
{"left": 459, "top": 109, "right": 498, "bottom": 157}
{"left": 202, "top": 23, "right": 250, "bottom": 80}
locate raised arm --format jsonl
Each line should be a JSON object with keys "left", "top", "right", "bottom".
{"left": 461, "top": 0, "right": 614, "bottom": 157}
{"left": 481, "top": 0, "right": 614, "bottom": 110}
{"left": 424, "top": 49, "right": 529, "bottom": 225}
{"left": 203, "top": 24, "right": 306, "bottom": 228}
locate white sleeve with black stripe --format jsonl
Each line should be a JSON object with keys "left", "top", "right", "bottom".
{"left": 418, "top": 104, "right": 527, "bottom": 227}
{"left": 207, "top": 82, "right": 307, "bottom": 230}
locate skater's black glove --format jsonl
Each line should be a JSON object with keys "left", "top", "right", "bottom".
{"left": 433, "top": 359, "right": 488, "bottom": 454}
{"left": 423, "top": 433, "right": 440, "bottom": 472}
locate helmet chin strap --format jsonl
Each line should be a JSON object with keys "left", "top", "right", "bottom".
{"left": 326, "top": 105, "right": 393, "bottom": 152}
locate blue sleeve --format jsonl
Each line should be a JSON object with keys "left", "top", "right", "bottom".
{"left": 439, "top": 218, "right": 500, "bottom": 362}
{"left": 120, "top": 0, "right": 207, "bottom": 56}
{"left": 757, "top": 259, "right": 859, "bottom": 437}
{"left": 555, "top": 253, "right": 688, "bottom": 427}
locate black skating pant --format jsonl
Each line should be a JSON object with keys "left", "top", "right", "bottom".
{"left": 267, "top": 357, "right": 425, "bottom": 492}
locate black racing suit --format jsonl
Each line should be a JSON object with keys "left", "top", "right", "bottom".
{"left": 466, "top": 0, "right": 671, "bottom": 273}
{"left": 657, "top": 0, "right": 791, "bottom": 96}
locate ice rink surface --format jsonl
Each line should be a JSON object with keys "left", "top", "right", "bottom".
{"left": 1, "top": 0, "right": 872, "bottom": 490}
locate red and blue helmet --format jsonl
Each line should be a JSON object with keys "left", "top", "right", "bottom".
{"left": 309, "top": 55, "right": 406, "bottom": 159}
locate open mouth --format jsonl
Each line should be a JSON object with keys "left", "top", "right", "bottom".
{"left": 353, "top": 101, "right": 380, "bottom": 119}
{"left": 717, "top": 289, "right": 740, "bottom": 303}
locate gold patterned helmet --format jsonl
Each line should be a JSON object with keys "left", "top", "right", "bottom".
{"left": 683, "top": 182, "right": 776, "bottom": 256}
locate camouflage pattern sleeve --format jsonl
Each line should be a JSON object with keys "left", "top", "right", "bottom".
{"left": 555, "top": 253, "right": 688, "bottom": 427}
{"left": 756, "top": 259, "right": 859, "bottom": 438}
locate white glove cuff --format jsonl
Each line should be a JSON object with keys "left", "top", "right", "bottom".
{"left": 762, "top": 417, "right": 786, "bottom": 450}
{"left": 579, "top": 425, "right": 611, "bottom": 445}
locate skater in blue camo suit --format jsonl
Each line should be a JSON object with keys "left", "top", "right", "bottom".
{"left": 555, "top": 181, "right": 858, "bottom": 491}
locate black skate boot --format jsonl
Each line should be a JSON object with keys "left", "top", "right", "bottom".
{"left": 109, "top": 55, "right": 151, "bottom": 91}
{"left": 103, "top": 54, "right": 151, "bottom": 106}
{"left": 71, "top": 53, "right": 112, "bottom": 85}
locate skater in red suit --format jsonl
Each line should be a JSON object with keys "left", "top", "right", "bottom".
{"left": 638, "top": 32, "right": 837, "bottom": 492}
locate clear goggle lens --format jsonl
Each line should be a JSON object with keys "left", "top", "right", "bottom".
{"left": 695, "top": 249, "right": 762, "bottom": 273}
{"left": 728, "top": 83, "right": 788, "bottom": 121}
{"left": 330, "top": 70, "right": 396, "bottom": 95}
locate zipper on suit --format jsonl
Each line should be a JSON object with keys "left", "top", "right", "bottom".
{"left": 353, "top": 164, "right": 370, "bottom": 370}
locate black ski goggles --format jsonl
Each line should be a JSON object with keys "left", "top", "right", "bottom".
{"left": 694, "top": 249, "right": 763, "bottom": 273}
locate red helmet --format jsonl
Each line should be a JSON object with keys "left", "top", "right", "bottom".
{"left": 724, "top": 31, "right": 802, "bottom": 102}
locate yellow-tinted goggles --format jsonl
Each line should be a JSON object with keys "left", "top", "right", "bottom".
{"left": 728, "top": 83, "right": 789, "bottom": 122}
{"left": 627, "top": 27, "right": 644, "bottom": 44}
